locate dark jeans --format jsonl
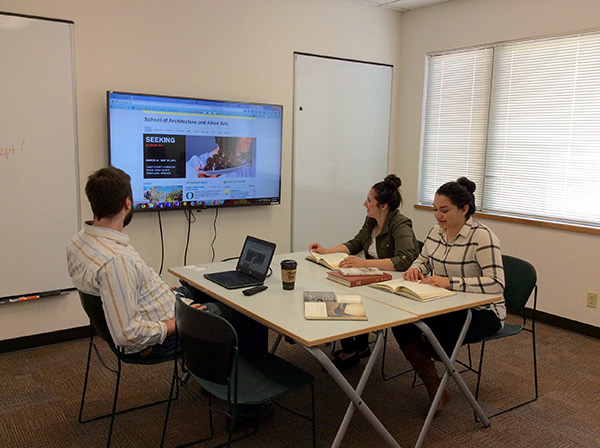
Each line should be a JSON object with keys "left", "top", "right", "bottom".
{"left": 340, "top": 334, "right": 369, "bottom": 354}
{"left": 135, "top": 282, "right": 268, "bottom": 360}
{"left": 134, "top": 333, "right": 179, "bottom": 360}
{"left": 391, "top": 308, "right": 501, "bottom": 357}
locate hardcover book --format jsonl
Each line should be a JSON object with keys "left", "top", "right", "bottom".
{"left": 339, "top": 267, "right": 383, "bottom": 276}
{"left": 327, "top": 270, "right": 392, "bottom": 287}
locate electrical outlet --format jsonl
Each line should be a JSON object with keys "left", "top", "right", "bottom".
{"left": 587, "top": 291, "right": 598, "bottom": 309}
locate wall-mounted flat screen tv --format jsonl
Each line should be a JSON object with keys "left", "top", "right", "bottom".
{"left": 107, "top": 91, "right": 282, "bottom": 211}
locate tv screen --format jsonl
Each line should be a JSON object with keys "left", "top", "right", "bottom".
{"left": 107, "top": 91, "right": 282, "bottom": 211}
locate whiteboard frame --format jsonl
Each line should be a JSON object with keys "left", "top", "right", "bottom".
{"left": 0, "top": 12, "right": 80, "bottom": 300}
{"left": 291, "top": 53, "right": 393, "bottom": 252}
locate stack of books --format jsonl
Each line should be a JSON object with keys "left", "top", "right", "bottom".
{"left": 327, "top": 267, "right": 392, "bottom": 287}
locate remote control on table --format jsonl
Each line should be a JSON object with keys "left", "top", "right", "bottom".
{"left": 242, "top": 285, "right": 268, "bottom": 296}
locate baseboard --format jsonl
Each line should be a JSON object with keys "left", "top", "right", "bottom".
{"left": 0, "top": 309, "right": 598, "bottom": 354}
{"left": 0, "top": 325, "right": 90, "bottom": 354}
{"left": 526, "top": 308, "right": 600, "bottom": 340}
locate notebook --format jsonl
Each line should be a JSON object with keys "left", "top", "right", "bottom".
{"left": 203, "top": 236, "right": 276, "bottom": 289}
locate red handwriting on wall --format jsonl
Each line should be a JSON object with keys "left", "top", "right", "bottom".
{"left": 0, "top": 140, "right": 25, "bottom": 160}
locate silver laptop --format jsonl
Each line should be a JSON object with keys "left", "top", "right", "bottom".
{"left": 204, "top": 236, "right": 276, "bottom": 289}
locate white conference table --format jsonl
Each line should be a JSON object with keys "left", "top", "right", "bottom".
{"left": 169, "top": 251, "right": 501, "bottom": 447}
{"left": 297, "top": 252, "right": 502, "bottom": 446}
{"left": 169, "top": 255, "right": 417, "bottom": 447}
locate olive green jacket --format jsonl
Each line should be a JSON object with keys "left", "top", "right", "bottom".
{"left": 342, "top": 209, "right": 419, "bottom": 271}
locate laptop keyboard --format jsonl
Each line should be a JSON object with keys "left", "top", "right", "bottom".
{"left": 203, "top": 236, "right": 276, "bottom": 289}
{"left": 215, "top": 271, "right": 253, "bottom": 283}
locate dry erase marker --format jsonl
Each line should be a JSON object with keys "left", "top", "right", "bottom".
{"left": 9, "top": 295, "right": 38, "bottom": 302}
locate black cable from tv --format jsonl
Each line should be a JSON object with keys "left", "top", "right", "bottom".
{"left": 183, "top": 209, "right": 197, "bottom": 266}
{"left": 210, "top": 207, "right": 219, "bottom": 262}
{"left": 158, "top": 210, "right": 165, "bottom": 275}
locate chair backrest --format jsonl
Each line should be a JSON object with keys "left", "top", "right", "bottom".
{"left": 78, "top": 290, "right": 119, "bottom": 354}
{"left": 175, "top": 296, "right": 238, "bottom": 385}
{"left": 502, "top": 255, "right": 537, "bottom": 312}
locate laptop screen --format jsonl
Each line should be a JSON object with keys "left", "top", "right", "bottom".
{"left": 236, "top": 236, "right": 276, "bottom": 280}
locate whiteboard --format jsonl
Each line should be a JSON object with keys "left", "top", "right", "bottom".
{"left": 292, "top": 54, "right": 391, "bottom": 251}
{"left": 0, "top": 13, "right": 79, "bottom": 299}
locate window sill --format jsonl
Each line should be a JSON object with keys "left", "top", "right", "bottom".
{"left": 413, "top": 204, "right": 600, "bottom": 236}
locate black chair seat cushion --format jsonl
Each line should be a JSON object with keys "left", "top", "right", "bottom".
{"left": 192, "top": 351, "right": 314, "bottom": 406}
{"left": 484, "top": 323, "right": 523, "bottom": 342}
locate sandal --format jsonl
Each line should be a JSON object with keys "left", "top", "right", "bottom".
{"left": 332, "top": 351, "right": 360, "bottom": 369}
{"left": 357, "top": 347, "right": 371, "bottom": 359}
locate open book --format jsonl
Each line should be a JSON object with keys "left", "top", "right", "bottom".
{"left": 305, "top": 251, "right": 348, "bottom": 270}
{"left": 303, "top": 291, "right": 367, "bottom": 320}
{"left": 370, "top": 279, "right": 456, "bottom": 302}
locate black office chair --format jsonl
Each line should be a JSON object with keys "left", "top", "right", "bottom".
{"left": 161, "top": 296, "right": 316, "bottom": 448}
{"left": 460, "top": 255, "right": 539, "bottom": 418}
{"left": 78, "top": 291, "right": 177, "bottom": 447}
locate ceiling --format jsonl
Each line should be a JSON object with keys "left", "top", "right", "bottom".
{"left": 352, "top": 0, "right": 452, "bottom": 12}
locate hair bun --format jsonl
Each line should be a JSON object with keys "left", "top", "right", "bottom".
{"left": 457, "top": 177, "right": 476, "bottom": 194}
{"left": 384, "top": 174, "right": 402, "bottom": 189}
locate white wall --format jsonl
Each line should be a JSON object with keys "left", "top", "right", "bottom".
{"left": 0, "top": 0, "right": 402, "bottom": 340}
{"left": 3, "top": 0, "right": 598, "bottom": 341}
{"left": 394, "top": 0, "right": 600, "bottom": 327}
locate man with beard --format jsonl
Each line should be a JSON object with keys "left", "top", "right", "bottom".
{"left": 66, "top": 166, "right": 267, "bottom": 360}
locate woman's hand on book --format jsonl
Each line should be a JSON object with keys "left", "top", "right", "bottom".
{"left": 309, "top": 242, "right": 325, "bottom": 253}
{"left": 338, "top": 255, "right": 365, "bottom": 268}
{"left": 421, "top": 275, "right": 450, "bottom": 289}
{"left": 403, "top": 267, "right": 425, "bottom": 282}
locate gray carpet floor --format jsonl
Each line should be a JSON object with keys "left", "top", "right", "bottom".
{"left": 1, "top": 314, "right": 599, "bottom": 447}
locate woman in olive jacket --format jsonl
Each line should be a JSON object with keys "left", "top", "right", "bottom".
{"left": 309, "top": 174, "right": 419, "bottom": 368}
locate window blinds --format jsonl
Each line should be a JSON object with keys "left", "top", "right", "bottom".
{"left": 419, "top": 32, "right": 600, "bottom": 227}
{"left": 484, "top": 34, "right": 600, "bottom": 225}
{"left": 418, "top": 48, "right": 492, "bottom": 208}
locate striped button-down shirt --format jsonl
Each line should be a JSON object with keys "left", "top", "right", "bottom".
{"left": 66, "top": 223, "right": 175, "bottom": 354}
{"left": 412, "top": 217, "right": 506, "bottom": 322}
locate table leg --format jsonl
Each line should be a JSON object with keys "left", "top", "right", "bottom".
{"left": 270, "top": 332, "right": 282, "bottom": 354}
{"left": 303, "top": 331, "right": 401, "bottom": 448}
{"left": 414, "top": 309, "right": 490, "bottom": 448}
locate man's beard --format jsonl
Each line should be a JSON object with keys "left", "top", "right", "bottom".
{"left": 123, "top": 209, "right": 134, "bottom": 227}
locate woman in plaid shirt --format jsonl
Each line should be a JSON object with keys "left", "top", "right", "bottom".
{"left": 393, "top": 177, "right": 505, "bottom": 412}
